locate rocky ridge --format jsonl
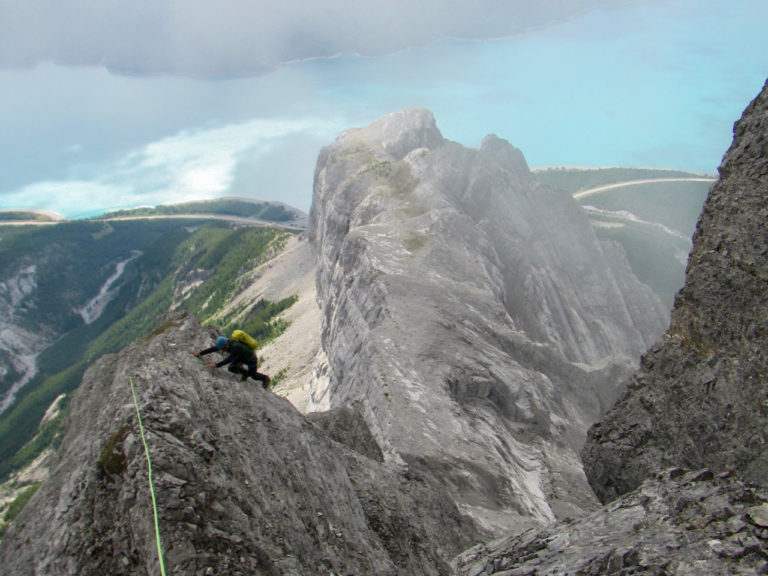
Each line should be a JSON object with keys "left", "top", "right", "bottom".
{"left": 0, "top": 312, "right": 477, "bottom": 575}
{"left": 2, "top": 82, "right": 764, "bottom": 574}
{"left": 454, "top": 468, "right": 768, "bottom": 575}
{"left": 309, "top": 108, "right": 668, "bottom": 532}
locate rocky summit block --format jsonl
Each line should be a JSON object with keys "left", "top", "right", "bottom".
{"left": 308, "top": 107, "right": 668, "bottom": 533}
{"left": 582, "top": 79, "right": 768, "bottom": 504}
{"left": 0, "top": 312, "right": 477, "bottom": 576}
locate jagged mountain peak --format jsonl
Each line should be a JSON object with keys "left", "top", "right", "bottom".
{"left": 335, "top": 107, "right": 444, "bottom": 160}
{"left": 309, "top": 109, "right": 668, "bottom": 533}
{"left": 480, "top": 133, "right": 530, "bottom": 170}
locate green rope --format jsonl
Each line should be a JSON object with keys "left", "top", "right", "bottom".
{"left": 130, "top": 377, "right": 167, "bottom": 576}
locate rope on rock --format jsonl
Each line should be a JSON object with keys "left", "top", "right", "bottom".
{"left": 130, "top": 377, "right": 167, "bottom": 576}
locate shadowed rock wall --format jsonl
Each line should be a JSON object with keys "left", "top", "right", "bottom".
{"left": 583, "top": 80, "right": 768, "bottom": 503}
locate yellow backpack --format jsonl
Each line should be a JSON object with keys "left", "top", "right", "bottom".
{"left": 230, "top": 329, "right": 258, "bottom": 350}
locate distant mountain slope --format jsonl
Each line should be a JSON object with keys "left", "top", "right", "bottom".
{"left": 535, "top": 167, "right": 714, "bottom": 306}
{"left": 101, "top": 196, "right": 308, "bottom": 226}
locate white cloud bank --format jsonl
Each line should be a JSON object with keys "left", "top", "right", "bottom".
{"left": 2, "top": 117, "right": 342, "bottom": 218}
{"left": 0, "top": 0, "right": 638, "bottom": 76}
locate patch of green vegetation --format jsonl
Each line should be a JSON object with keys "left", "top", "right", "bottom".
{"left": 224, "top": 295, "right": 299, "bottom": 345}
{"left": 330, "top": 143, "right": 377, "bottom": 166}
{"left": 0, "top": 482, "right": 41, "bottom": 538}
{"left": 269, "top": 367, "right": 289, "bottom": 387}
{"left": 0, "top": 358, "right": 21, "bottom": 398}
{"left": 180, "top": 227, "right": 290, "bottom": 317}
{"left": 0, "top": 367, "right": 80, "bottom": 480}
{"left": 0, "top": 211, "right": 56, "bottom": 222}
{"left": 403, "top": 231, "right": 428, "bottom": 252}
{"left": 365, "top": 160, "right": 417, "bottom": 199}
{"left": 362, "top": 160, "right": 393, "bottom": 179}
{"left": 98, "top": 426, "right": 130, "bottom": 476}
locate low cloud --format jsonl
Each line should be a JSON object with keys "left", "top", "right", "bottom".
{"left": 0, "top": 0, "right": 637, "bottom": 77}
{"left": 2, "top": 117, "right": 342, "bottom": 218}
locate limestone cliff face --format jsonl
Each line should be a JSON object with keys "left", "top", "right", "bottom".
{"left": 309, "top": 108, "right": 668, "bottom": 532}
{"left": 582, "top": 80, "right": 768, "bottom": 503}
{"left": 0, "top": 313, "right": 476, "bottom": 575}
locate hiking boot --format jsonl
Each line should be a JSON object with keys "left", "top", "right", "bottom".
{"left": 241, "top": 373, "right": 249, "bottom": 382}
{"left": 262, "top": 376, "right": 271, "bottom": 389}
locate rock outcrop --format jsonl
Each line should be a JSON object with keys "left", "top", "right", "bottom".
{"left": 0, "top": 312, "right": 477, "bottom": 575}
{"left": 309, "top": 108, "right": 668, "bottom": 532}
{"left": 2, "top": 86, "right": 765, "bottom": 573}
{"left": 582, "top": 80, "right": 768, "bottom": 503}
{"left": 453, "top": 468, "right": 768, "bottom": 575}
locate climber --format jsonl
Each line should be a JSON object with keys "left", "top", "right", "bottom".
{"left": 190, "top": 335, "right": 271, "bottom": 388}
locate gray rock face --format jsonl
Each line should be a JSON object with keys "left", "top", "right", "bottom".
{"left": 0, "top": 312, "right": 477, "bottom": 575}
{"left": 582, "top": 80, "right": 768, "bottom": 503}
{"left": 309, "top": 108, "right": 668, "bottom": 533}
{"left": 453, "top": 468, "right": 768, "bottom": 575}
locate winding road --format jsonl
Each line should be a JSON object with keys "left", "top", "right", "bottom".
{"left": 572, "top": 177, "right": 716, "bottom": 200}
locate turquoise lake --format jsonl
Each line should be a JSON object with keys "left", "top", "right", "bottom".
{"left": 295, "top": 0, "right": 768, "bottom": 172}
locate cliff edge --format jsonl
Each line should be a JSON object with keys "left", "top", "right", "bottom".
{"left": 582, "top": 80, "right": 768, "bottom": 503}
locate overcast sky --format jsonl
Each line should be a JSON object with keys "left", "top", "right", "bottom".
{"left": 1, "top": 0, "right": 766, "bottom": 218}
{"left": 0, "top": 0, "right": 635, "bottom": 76}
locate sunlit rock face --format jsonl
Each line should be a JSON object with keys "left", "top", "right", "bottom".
{"left": 309, "top": 108, "right": 667, "bottom": 533}
{"left": 582, "top": 80, "right": 768, "bottom": 504}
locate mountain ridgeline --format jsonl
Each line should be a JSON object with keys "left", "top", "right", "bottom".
{"left": 1, "top": 77, "right": 766, "bottom": 574}
{"left": 309, "top": 108, "right": 668, "bottom": 531}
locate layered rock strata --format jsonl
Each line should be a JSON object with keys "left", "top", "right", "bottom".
{"left": 454, "top": 468, "right": 768, "bottom": 575}
{"left": 309, "top": 108, "right": 668, "bottom": 532}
